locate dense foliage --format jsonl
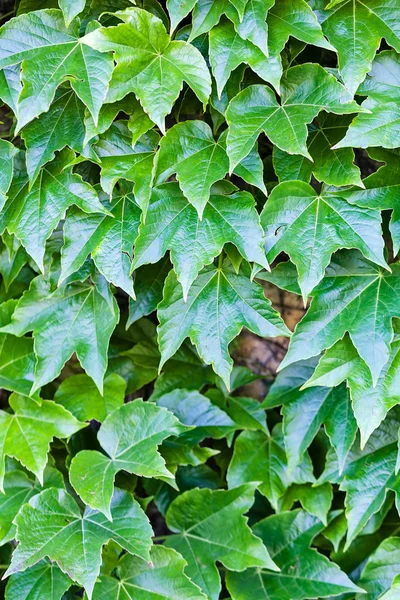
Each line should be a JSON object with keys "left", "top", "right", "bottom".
{"left": 0, "top": 0, "right": 399, "bottom": 598}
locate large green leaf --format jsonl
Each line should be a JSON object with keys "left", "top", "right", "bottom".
{"left": 227, "top": 425, "right": 315, "bottom": 510}
{"left": 304, "top": 333, "right": 400, "bottom": 447}
{"left": 93, "top": 122, "right": 158, "bottom": 212}
{"left": 61, "top": 191, "right": 141, "bottom": 297}
{"left": 260, "top": 180, "right": 386, "bottom": 300}
{"left": 356, "top": 537, "right": 400, "bottom": 600}
{"left": 70, "top": 400, "right": 186, "bottom": 517}
{"left": 164, "top": 484, "right": 278, "bottom": 600}
{"left": 158, "top": 260, "right": 290, "bottom": 388}
{"left": 5, "top": 488, "right": 153, "bottom": 599}
{"left": 5, "top": 559, "right": 72, "bottom": 600}
{"left": 132, "top": 183, "right": 268, "bottom": 298}
{"left": 0, "top": 150, "right": 108, "bottom": 271}
{"left": 83, "top": 7, "right": 211, "bottom": 131}
{"left": 320, "top": 0, "right": 400, "bottom": 95}
{"left": 226, "top": 510, "right": 363, "bottom": 599}
{"left": 0, "top": 140, "right": 18, "bottom": 207}
{"left": 0, "top": 393, "right": 85, "bottom": 491}
{"left": 92, "top": 545, "right": 207, "bottom": 599}
{"left": 281, "top": 251, "right": 400, "bottom": 385}
{"left": 0, "top": 9, "right": 113, "bottom": 129}
{"left": 226, "top": 63, "right": 364, "bottom": 170}
{"left": 265, "top": 358, "right": 357, "bottom": 472}
{"left": 54, "top": 372, "right": 126, "bottom": 422}
{"left": 1, "top": 274, "right": 119, "bottom": 393}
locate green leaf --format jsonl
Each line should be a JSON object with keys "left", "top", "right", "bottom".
{"left": 6, "top": 488, "right": 153, "bottom": 599}
{"left": 165, "top": 484, "right": 279, "bottom": 600}
{"left": 0, "top": 299, "right": 36, "bottom": 397}
{"left": 0, "top": 150, "right": 108, "bottom": 271}
{"left": 128, "top": 257, "right": 171, "bottom": 325}
{"left": 189, "top": 0, "right": 229, "bottom": 40}
{"left": 356, "top": 537, "right": 400, "bottom": 600}
{"left": 94, "top": 122, "right": 158, "bottom": 212}
{"left": 167, "top": 0, "right": 197, "bottom": 32}
{"left": 0, "top": 463, "right": 64, "bottom": 546}
{"left": 154, "top": 121, "right": 229, "bottom": 216}
{"left": 132, "top": 183, "right": 268, "bottom": 298}
{"left": 0, "top": 9, "right": 113, "bottom": 129}
{"left": 321, "top": 0, "right": 400, "bottom": 95}
{"left": 0, "top": 65, "right": 22, "bottom": 115}
{"left": 304, "top": 334, "right": 400, "bottom": 447}
{"left": 280, "top": 251, "right": 400, "bottom": 385}
{"left": 334, "top": 98, "right": 400, "bottom": 151}
{"left": 0, "top": 393, "right": 85, "bottom": 491}
{"left": 280, "top": 483, "right": 333, "bottom": 525}
{"left": 0, "top": 140, "right": 18, "bottom": 207}
{"left": 226, "top": 63, "right": 364, "bottom": 170}
{"left": 260, "top": 180, "right": 387, "bottom": 300}
{"left": 156, "top": 388, "right": 236, "bottom": 441}
{"left": 357, "top": 49, "right": 400, "bottom": 103}
{"left": 227, "top": 426, "right": 315, "bottom": 510}
{"left": 336, "top": 148, "right": 400, "bottom": 255}
{"left": 1, "top": 274, "right": 119, "bottom": 393}
{"left": 209, "top": 18, "right": 281, "bottom": 97}
{"left": 227, "top": 0, "right": 273, "bottom": 57}
{"left": 158, "top": 260, "right": 290, "bottom": 388}
{"left": 61, "top": 191, "right": 141, "bottom": 297}
{"left": 83, "top": 7, "right": 211, "bottom": 131}
{"left": 226, "top": 510, "right": 364, "bottom": 599}
{"left": 70, "top": 400, "right": 185, "bottom": 517}
{"left": 21, "top": 87, "right": 86, "bottom": 184}
{"left": 54, "top": 372, "right": 126, "bottom": 422}
{"left": 265, "top": 357, "right": 357, "bottom": 472}
{"left": 59, "top": 0, "right": 86, "bottom": 25}
{"left": 5, "top": 559, "right": 72, "bottom": 600}
{"left": 92, "top": 545, "right": 207, "bottom": 599}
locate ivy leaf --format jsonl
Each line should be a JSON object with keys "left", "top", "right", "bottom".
{"left": 357, "top": 537, "right": 400, "bottom": 600}
{"left": 304, "top": 333, "right": 400, "bottom": 447}
{"left": 5, "top": 559, "right": 72, "bottom": 600}
{"left": 281, "top": 251, "right": 400, "bottom": 385}
{"left": 0, "top": 65, "right": 22, "bottom": 115}
{"left": 334, "top": 98, "right": 400, "bottom": 151}
{"left": 0, "top": 273, "right": 119, "bottom": 394}
{"left": 227, "top": 0, "right": 273, "bottom": 56}
{"left": 5, "top": 488, "right": 153, "bottom": 600}
{"left": 265, "top": 357, "right": 357, "bottom": 472}
{"left": 156, "top": 389, "right": 236, "bottom": 442}
{"left": 0, "top": 140, "right": 18, "bottom": 207}
{"left": 321, "top": 0, "right": 400, "bottom": 95}
{"left": 0, "top": 299, "right": 36, "bottom": 397}
{"left": 167, "top": 0, "right": 197, "bottom": 32}
{"left": 0, "top": 393, "right": 85, "bottom": 491}
{"left": 189, "top": 0, "right": 229, "bottom": 40}
{"left": 260, "top": 180, "right": 387, "bottom": 300}
{"left": 226, "top": 510, "right": 364, "bottom": 599}
{"left": 92, "top": 545, "right": 207, "bottom": 599}
{"left": 54, "top": 373, "right": 126, "bottom": 422}
{"left": 0, "top": 463, "right": 64, "bottom": 546}
{"left": 132, "top": 183, "right": 268, "bottom": 298}
{"left": 94, "top": 122, "right": 159, "bottom": 211}
{"left": 227, "top": 426, "right": 315, "bottom": 510}
{"left": 154, "top": 121, "right": 229, "bottom": 216}
{"left": 59, "top": 0, "right": 86, "bottom": 25}
{"left": 0, "top": 9, "right": 114, "bottom": 130}
{"left": 61, "top": 191, "right": 141, "bottom": 297}
{"left": 0, "top": 150, "right": 108, "bottom": 271}
{"left": 357, "top": 49, "right": 400, "bottom": 103}
{"left": 158, "top": 260, "right": 290, "bottom": 388}
{"left": 70, "top": 400, "right": 186, "bottom": 517}
{"left": 226, "top": 63, "right": 364, "bottom": 170}
{"left": 164, "top": 484, "right": 278, "bottom": 600}
{"left": 21, "top": 87, "right": 86, "bottom": 184}
{"left": 83, "top": 7, "right": 211, "bottom": 131}
{"left": 128, "top": 257, "right": 171, "bottom": 325}
{"left": 209, "top": 19, "right": 281, "bottom": 97}
{"left": 337, "top": 149, "right": 400, "bottom": 255}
